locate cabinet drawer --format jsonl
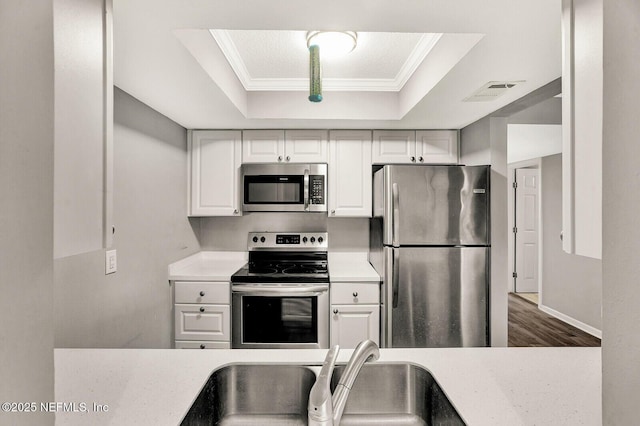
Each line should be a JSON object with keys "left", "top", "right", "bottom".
{"left": 174, "top": 304, "right": 230, "bottom": 341}
{"left": 175, "top": 341, "right": 230, "bottom": 349}
{"left": 174, "top": 281, "right": 230, "bottom": 304}
{"left": 331, "top": 283, "right": 379, "bottom": 304}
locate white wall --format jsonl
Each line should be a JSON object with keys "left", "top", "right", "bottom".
{"left": 507, "top": 124, "right": 562, "bottom": 164}
{"left": 602, "top": 1, "right": 640, "bottom": 422}
{"left": 54, "top": 88, "right": 200, "bottom": 348}
{"left": 0, "top": 1, "right": 55, "bottom": 424}
{"left": 540, "top": 154, "right": 602, "bottom": 334}
{"left": 460, "top": 116, "right": 509, "bottom": 347}
{"left": 199, "top": 215, "right": 369, "bottom": 252}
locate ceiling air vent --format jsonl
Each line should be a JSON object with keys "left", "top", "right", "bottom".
{"left": 463, "top": 80, "right": 525, "bottom": 102}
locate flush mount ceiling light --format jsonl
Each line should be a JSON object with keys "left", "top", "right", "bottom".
{"left": 306, "top": 31, "right": 358, "bottom": 58}
{"left": 306, "top": 31, "right": 358, "bottom": 103}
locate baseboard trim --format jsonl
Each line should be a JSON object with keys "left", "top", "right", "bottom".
{"left": 538, "top": 304, "right": 602, "bottom": 339}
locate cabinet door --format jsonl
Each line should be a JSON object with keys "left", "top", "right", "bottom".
{"left": 284, "top": 130, "right": 328, "bottom": 163}
{"left": 416, "top": 130, "right": 458, "bottom": 164}
{"left": 328, "top": 130, "right": 372, "bottom": 217}
{"left": 242, "top": 130, "right": 285, "bottom": 163}
{"left": 174, "top": 304, "right": 230, "bottom": 341}
{"left": 331, "top": 305, "right": 380, "bottom": 348}
{"left": 189, "top": 130, "right": 242, "bottom": 216}
{"left": 372, "top": 130, "right": 416, "bottom": 164}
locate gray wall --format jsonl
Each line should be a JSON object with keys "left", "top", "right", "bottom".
{"left": 541, "top": 154, "right": 602, "bottom": 330}
{"left": 199, "top": 215, "right": 368, "bottom": 252}
{"left": 460, "top": 116, "right": 509, "bottom": 347}
{"left": 602, "top": 1, "right": 640, "bottom": 422}
{"left": 508, "top": 97, "right": 562, "bottom": 125}
{"left": 54, "top": 88, "right": 200, "bottom": 348}
{"left": 0, "top": 1, "right": 55, "bottom": 424}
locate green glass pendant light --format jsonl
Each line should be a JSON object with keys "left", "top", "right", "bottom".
{"left": 306, "top": 31, "right": 357, "bottom": 103}
{"left": 308, "top": 44, "right": 322, "bottom": 102}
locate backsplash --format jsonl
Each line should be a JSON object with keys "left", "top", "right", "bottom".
{"left": 198, "top": 213, "right": 369, "bottom": 252}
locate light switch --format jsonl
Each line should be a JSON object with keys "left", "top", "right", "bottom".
{"left": 105, "top": 249, "right": 117, "bottom": 275}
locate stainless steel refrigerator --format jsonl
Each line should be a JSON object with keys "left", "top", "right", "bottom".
{"left": 369, "top": 165, "right": 490, "bottom": 348}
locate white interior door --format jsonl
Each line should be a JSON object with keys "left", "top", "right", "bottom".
{"left": 515, "top": 168, "right": 540, "bottom": 293}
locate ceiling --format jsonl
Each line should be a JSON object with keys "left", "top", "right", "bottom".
{"left": 113, "top": 0, "right": 562, "bottom": 130}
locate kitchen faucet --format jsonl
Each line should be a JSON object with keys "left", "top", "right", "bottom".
{"left": 308, "top": 340, "right": 380, "bottom": 426}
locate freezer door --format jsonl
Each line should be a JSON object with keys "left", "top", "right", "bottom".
{"left": 386, "top": 246, "right": 489, "bottom": 348}
{"left": 380, "top": 165, "right": 490, "bottom": 246}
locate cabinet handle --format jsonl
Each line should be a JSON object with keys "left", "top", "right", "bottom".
{"left": 286, "top": 155, "right": 291, "bottom": 162}
{"left": 419, "top": 156, "right": 424, "bottom": 162}
{"left": 199, "top": 307, "right": 205, "bottom": 313}
{"left": 331, "top": 210, "right": 336, "bottom": 215}
{"left": 199, "top": 291, "right": 205, "bottom": 297}
{"left": 333, "top": 309, "right": 339, "bottom": 315}
{"left": 200, "top": 344, "right": 205, "bottom": 349}
{"left": 278, "top": 156, "right": 283, "bottom": 162}
{"left": 410, "top": 156, "right": 416, "bottom": 162}
{"left": 353, "top": 292, "right": 358, "bottom": 298}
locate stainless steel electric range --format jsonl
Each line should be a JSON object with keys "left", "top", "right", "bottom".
{"left": 230, "top": 232, "right": 329, "bottom": 349}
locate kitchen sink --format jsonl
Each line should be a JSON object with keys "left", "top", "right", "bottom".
{"left": 180, "top": 364, "right": 315, "bottom": 425}
{"left": 331, "top": 363, "right": 465, "bottom": 426}
{"left": 180, "top": 362, "right": 464, "bottom": 426}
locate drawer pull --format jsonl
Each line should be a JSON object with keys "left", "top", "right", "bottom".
{"left": 333, "top": 309, "right": 339, "bottom": 315}
{"left": 199, "top": 291, "right": 205, "bottom": 297}
{"left": 353, "top": 292, "right": 358, "bottom": 298}
{"left": 200, "top": 344, "right": 205, "bottom": 349}
{"left": 199, "top": 307, "right": 205, "bottom": 313}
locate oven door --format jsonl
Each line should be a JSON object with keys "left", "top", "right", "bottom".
{"left": 232, "top": 283, "right": 329, "bottom": 349}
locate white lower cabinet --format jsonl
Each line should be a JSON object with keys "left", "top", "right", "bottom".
{"left": 330, "top": 282, "right": 380, "bottom": 348}
{"left": 173, "top": 281, "right": 231, "bottom": 349}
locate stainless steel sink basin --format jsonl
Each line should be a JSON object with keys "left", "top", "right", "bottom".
{"left": 331, "top": 363, "right": 465, "bottom": 426}
{"left": 180, "top": 364, "right": 316, "bottom": 425}
{"left": 180, "top": 363, "right": 464, "bottom": 426}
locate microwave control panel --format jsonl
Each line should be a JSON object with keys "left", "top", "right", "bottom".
{"left": 310, "top": 175, "right": 325, "bottom": 205}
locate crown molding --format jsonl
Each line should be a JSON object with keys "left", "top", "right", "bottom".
{"left": 210, "top": 29, "right": 443, "bottom": 93}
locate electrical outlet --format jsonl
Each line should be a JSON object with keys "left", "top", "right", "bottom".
{"left": 105, "top": 249, "right": 117, "bottom": 275}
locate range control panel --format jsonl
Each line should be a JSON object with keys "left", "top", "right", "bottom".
{"left": 248, "top": 232, "right": 328, "bottom": 251}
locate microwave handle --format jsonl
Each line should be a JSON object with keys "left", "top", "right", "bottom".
{"left": 304, "top": 169, "right": 310, "bottom": 211}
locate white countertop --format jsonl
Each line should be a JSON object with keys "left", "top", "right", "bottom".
{"left": 53, "top": 347, "right": 601, "bottom": 426}
{"left": 168, "top": 251, "right": 247, "bottom": 281}
{"left": 168, "top": 251, "right": 380, "bottom": 283}
{"left": 328, "top": 252, "right": 380, "bottom": 283}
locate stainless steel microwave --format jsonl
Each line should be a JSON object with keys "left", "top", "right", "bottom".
{"left": 241, "top": 163, "right": 327, "bottom": 213}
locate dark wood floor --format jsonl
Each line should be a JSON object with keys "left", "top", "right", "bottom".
{"left": 508, "top": 293, "right": 601, "bottom": 347}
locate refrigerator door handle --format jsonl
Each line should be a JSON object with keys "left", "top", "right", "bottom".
{"left": 392, "top": 248, "right": 400, "bottom": 308}
{"left": 392, "top": 182, "right": 400, "bottom": 247}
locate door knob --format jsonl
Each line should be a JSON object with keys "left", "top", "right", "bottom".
{"left": 199, "top": 307, "right": 205, "bottom": 313}
{"left": 419, "top": 156, "right": 424, "bottom": 162}
{"left": 199, "top": 291, "right": 205, "bottom": 297}
{"left": 286, "top": 156, "right": 291, "bottom": 162}
{"left": 353, "top": 292, "right": 358, "bottom": 298}
{"left": 278, "top": 156, "right": 283, "bottom": 162}
{"left": 410, "top": 156, "right": 416, "bottom": 162}
{"left": 200, "top": 344, "right": 205, "bottom": 349}
{"left": 333, "top": 309, "right": 339, "bottom": 315}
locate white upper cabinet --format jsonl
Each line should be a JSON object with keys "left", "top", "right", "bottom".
{"left": 561, "top": 0, "right": 602, "bottom": 259}
{"left": 373, "top": 130, "right": 458, "bottom": 164}
{"left": 242, "top": 130, "right": 285, "bottom": 163}
{"left": 284, "top": 130, "right": 329, "bottom": 163}
{"left": 188, "top": 130, "right": 242, "bottom": 217}
{"left": 372, "top": 130, "right": 416, "bottom": 164}
{"left": 242, "top": 129, "right": 328, "bottom": 163}
{"left": 415, "top": 130, "right": 458, "bottom": 164}
{"left": 328, "top": 130, "right": 372, "bottom": 218}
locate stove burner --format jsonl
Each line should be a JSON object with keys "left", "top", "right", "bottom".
{"left": 281, "top": 265, "right": 322, "bottom": 274}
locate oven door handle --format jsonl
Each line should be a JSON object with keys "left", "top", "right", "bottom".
{"left": 232, "top": 284, "right": 328, "bottom": 296}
